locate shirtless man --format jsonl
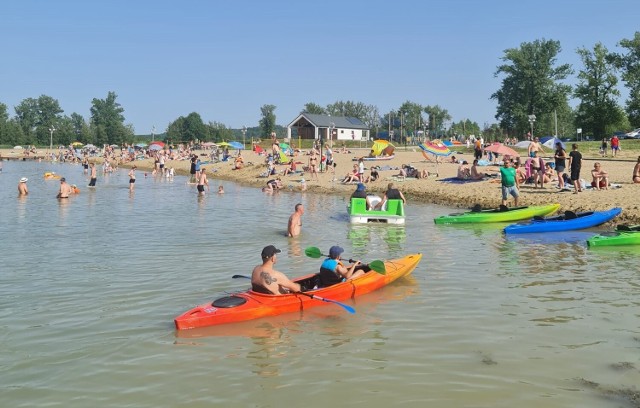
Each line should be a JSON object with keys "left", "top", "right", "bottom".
{"left": 88, "top": 163, "right": 97, "bottom": 187}
{"left": 287, "top": 203, "right": 304, "bottom": 237}
{"left": 18, "top": 177, "right": 28, "bottom": 195}
{"left": 527, "top": 137, "right": 544, "bottom": 158}
{"left": 197, "top": 167, "right": 209, "bottom": 195}
{"left": 590, "top": 162, "right": 609, "bottom": 190}
{"left": 634, "top": 156, "right": 640, "bottom": 184}
{"left": 57, "top": 177, "right": 72, "bottom": 199}
{"left": 251, "top": 245, "right": 301, "bottom": 294}
{"left": 128, "top": 166, "right": 136, "bottom": 191}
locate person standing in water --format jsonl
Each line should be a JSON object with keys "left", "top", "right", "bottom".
{"left": 128, "top": 166, "right": 136, "bottom": 192}
{"left": 88, "top": 163, "right": 97, "bottom": 187}
{"left": 287, "top": 203, "right": 304, "bottom": 237}
{"left": 18, "top": 177, "right": 29, "bottom": 195}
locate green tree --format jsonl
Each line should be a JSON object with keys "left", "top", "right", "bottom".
{"left": 326, "top": 100, "right": 369, "bottom": 120}
{"left": 450, "top": 119, "right": 481, "bottom": 139}
{"left": 491, "top": 39, "right": 573, "bottom": 136}
{"left": 574, "top": 42, "right": 624, "bottom": 139}
{"left": 70, "top": 113, "right": 92, "bottom": 144}
{"left": 90, "top": 91, "right": 132, "bottom": 145}
{"left": 259, "top": 104, "right": 277, "bottom": 137}
{"left": 14, "top": 95, "right": 64, "bottom": 146}
{"left": 205, "top": 121, "right": 233, "bottom": 142}
{"left": 423, "top": 105, "right": 451, "bottom": 138}
{"left": 613, "top": 32, "right": 640, "bottom": 126}
{"left": 302, "top": 103, "right": 327, "bottom": 115}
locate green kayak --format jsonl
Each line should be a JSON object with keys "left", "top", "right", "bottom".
{"left": 434, "top": 204, "right": 560, "bottom": 224}
{"left": 587, "top": 225, "right": 640, "bottom": 247}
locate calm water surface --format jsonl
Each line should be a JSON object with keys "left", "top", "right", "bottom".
{"left": 1, "top": 160, "right": 639, "bottom": 408}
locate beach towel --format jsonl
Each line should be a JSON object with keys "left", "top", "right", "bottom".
{"left": 437, "top": 177, "right": 486, "bottom": 184}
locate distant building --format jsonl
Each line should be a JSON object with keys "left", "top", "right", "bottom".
{"left": 286, "top": 113, "right": 370, "bottom": 143}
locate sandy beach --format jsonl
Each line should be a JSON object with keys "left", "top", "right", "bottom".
{"left": 3, "top": 145, "right": 639, "bottom": 224}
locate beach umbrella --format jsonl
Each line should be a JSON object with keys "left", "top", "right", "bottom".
{"left": 135, "top": 143, "right": 148, "bottom": 148}
{"left": 514, "top": 141, "right": 532, "bottom": 149}
{"left": 149, "top": 141, "right": 165, "bottom": 148}
{"left": 539, "top": 136, "right": 554, "bottom": 144}
{"left": 149, "top": 144, "right": 163, "bottom": 151}
{"left": 419, "top": 139, "right": 451, "bottom": 175}
{"left": 218, "top": 142, "right": 231, "bottom": 147}
{"left": 279, "top": 142, "right": 290, "bottom": 151}
{"left": 229, "top": 141, "right": 244, "bottom": 150}
{"left": 71, "top": 141, "right": 84, "bottom": 147}
{"left": 201, "top": 142, "right": 216, "bottom": 148}
{"left": 543, "top": 137, "right": 566, "bottom": 150}
{"left": 484, "top": 142, "right": 519, "bottom": 158}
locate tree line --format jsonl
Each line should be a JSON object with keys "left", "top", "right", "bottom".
{"left": 1, "top": 32, "right": 638, "bottom": 147}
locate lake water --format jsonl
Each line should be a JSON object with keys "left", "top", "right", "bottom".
{"left": 1, "top": 160, "right": 639, "bottom": 408}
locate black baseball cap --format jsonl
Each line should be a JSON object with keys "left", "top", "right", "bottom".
{"left": 261, "top": 245, "right": 281, "bottom": 259}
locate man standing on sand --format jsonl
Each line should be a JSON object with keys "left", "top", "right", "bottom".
{"left": 57, "top": 177, "right": 72, "bottom": 199}
{"left": 197, "top": 167, "right": 209, "bottom": 195}
{"left": 18, "top": 177, "right": 28, "bottom": 195}
{"left": 568, "top": 143, "right": 582, "bottom": 194}
{"left": 287, "top": 203, "right": 304, "bottom": 237}
{"left": 527, "top": 137, "right": 544, "bottom": 158}
{"left": 499, "top": 160, "right": 519, "bottom": 207}
{"left": 251, "top": 245, "right": 301, "bottom": 295}
{"left": 88, "top": 163, "right": 97, "bottom": 187}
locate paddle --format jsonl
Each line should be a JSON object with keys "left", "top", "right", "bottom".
{"left": 303, "top": 246, "right": 386, "bottom": 275}
{"left": 231, "top": 275, "right": 355, "bottom": 314}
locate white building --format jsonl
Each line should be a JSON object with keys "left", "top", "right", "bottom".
{"left": 286, "top": 113, "right": 370, "bottom": 144}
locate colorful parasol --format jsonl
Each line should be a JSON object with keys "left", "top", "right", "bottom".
{"left": 229, "top": 141, "right": 244, "bottom": 150}
{"left": 149, "top": 141, "right": 165, "bottom": 148}
{"left": 483, "top": 143, "right": 519, "bottom": 157}
{"left": 419, "top": 140, "right": 451, "bottom": 176}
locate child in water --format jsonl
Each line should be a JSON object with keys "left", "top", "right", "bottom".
{"left": 218, "top": 185, "right": 224, "bottom": 194}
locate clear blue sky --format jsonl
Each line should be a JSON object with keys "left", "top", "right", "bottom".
{"left": 2, "top": 0, "right": 638, "bottom": 134}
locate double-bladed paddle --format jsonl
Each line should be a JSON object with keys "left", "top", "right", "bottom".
{"left": 303, "top": 246, "right": 386, "bottom": 275}
{"left": 231, "top": 274, "right": 356, "bottom": 314}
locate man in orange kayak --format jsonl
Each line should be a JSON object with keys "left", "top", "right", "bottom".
{"left": 251, "top": 245, "right": 301, "bottom": 295}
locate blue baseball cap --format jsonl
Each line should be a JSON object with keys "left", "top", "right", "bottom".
{"left": 329, "top": 246, "right": 344, "bottom": 258}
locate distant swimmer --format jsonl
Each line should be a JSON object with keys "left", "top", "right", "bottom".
{"left": 18, "top": 177, "right": 28, "bottom": 195}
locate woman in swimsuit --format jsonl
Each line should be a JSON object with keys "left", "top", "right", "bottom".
{"left": 633, "top": 156, "right": 640, "bottom": 184}
{"left": 309, "top": 154, "right": 319, "bottom": 180}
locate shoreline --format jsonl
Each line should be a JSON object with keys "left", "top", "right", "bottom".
{"left": 3, "top": 146, "right": 639, "bottom": 224}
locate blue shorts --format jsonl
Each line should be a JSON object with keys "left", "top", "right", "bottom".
{"left": 502, "top": 185, "right": 519, "bottom": 200}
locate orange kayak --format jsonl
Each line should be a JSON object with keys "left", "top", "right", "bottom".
{"left": 174, "top": 253, "right": 422, "bottom": 330}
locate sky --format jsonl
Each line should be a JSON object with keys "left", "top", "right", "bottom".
{"left": 2, "top": 0, "right": 639, "bottom": 134}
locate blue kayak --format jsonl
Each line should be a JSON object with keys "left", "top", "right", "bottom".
{"left": 504, "top": 207, "right": 622, "bottom": 234}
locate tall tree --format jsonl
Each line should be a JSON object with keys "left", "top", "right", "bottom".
{"left": 301, "top": 103, "right": 327, "bottom": 115}
{"left": 14, "top": 95, "right": 64, "bottom": 146}
{"left": 614, "top": 32, "right": 640, "bottom": 126}
{"left": 574, "top": 42, "right": 624, "bottom": 138}
{"left": 326, "top": 100, "right": 369, "bottom": 120}
{"left": 90, "top": 91, "right": 132, "bottom": 145}
{"left": 259, "top": 104, "right": 277, "bottom": 137}
{"left": 423, "top": 105, "right": 451, "bottom": 138}
{"left": 205, "top": 121, "right": 233, "bottom": 142}
{"left": 491, "top": 39, "right": 573, "bottom": 136}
